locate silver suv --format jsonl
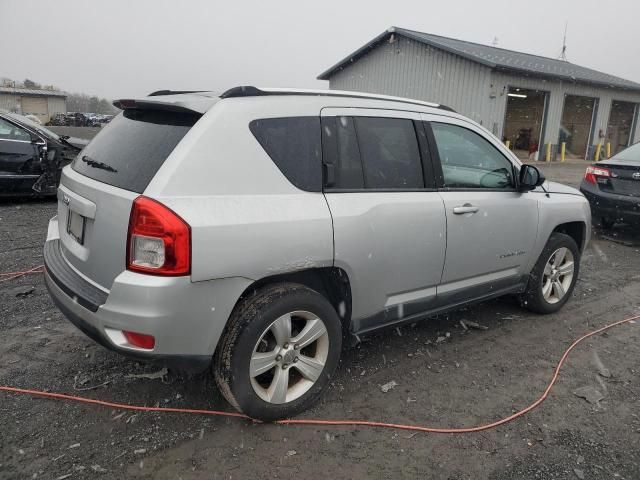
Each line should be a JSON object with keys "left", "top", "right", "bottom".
{"left": 44, "top": 87, "right": 591, "bottom": 420}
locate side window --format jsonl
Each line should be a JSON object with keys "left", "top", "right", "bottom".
{"left": 354, "top": 117, "right": 424, "bottom": 189}
{"left": 249, "top": 117, "right": 322, "bottom": 192}
{"left": 430, "top": 122, "right": 514, "bottom": 189}
{"left": 321, "top": 116, "right": 364, "bottom": 189}
{"left": 0, "top": 118, "right": 31, "bottom": 141}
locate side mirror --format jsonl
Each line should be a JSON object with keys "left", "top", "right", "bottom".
{"left": 518, "top": 164, "right": 545, "bottom": 192}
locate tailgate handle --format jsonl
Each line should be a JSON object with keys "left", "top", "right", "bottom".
{"left": 57, "top": 185, "right": 97, "bottom": 219}
{"left": 453, "top": 204, "right": 479, "bottom": 215}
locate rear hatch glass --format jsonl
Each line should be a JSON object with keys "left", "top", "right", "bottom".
{"left": 72, "top": 109, "right": 200, "bottom": 193}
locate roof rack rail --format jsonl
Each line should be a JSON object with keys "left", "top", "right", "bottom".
{"left": 147, "top": 90, "right": 207, "bottom": 97}
{"left": 219, "top": 86, "right": 456, "bottom": 112}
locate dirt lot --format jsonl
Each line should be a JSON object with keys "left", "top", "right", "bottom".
{"left": 1, "top": 163, "right": 640, "bottom": 479}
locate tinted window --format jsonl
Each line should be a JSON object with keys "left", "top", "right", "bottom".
{"left": 321, "top": 116, "right": 364, "bottom": 189}
{"left": 250, "top": 117, "right": 321, "bottom": 191}
{"left": 431, "top": 122, "right": 514, "bottom": 189}
{"left": 354, "top": 117, "right": 423, "bottom": 189}
{"left": 72, "top": 110, "right": 199, "bottom": 193}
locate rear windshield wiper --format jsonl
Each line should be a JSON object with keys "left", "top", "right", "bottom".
{"left": 81, "top": 155, "right": 117, "bottom": 173}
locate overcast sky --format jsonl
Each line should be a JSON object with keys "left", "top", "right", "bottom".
{"left": 2, "top": 0, "right": 639, "bottom": 99}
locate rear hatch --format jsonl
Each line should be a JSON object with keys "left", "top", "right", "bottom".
{"left": 597, "top": 159, "right": 640, "bottom": 197}
{"left": 56, "top": 104, "right": 204, "bottom": 291}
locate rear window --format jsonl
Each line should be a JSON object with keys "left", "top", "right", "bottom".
{"left": 72, "top": 109, "right": 200, "bottom": 193}
{"left": 249, "top": 117, "right": 322, "bottom": 191}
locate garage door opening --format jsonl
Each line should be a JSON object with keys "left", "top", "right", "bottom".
{"left": 502, "top": 87, "right": 547, "bottom": 160}
{"left": 559, "top": 95, "right": 596, "bottom": 160}
{"left": 606, "top": 100, "right": 637, "bottom": 155}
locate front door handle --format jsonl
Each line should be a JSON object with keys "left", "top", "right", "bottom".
{"left": 453, "top": 203, "right": 479, "bottom": 215}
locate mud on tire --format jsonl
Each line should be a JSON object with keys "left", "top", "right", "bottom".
{"left": 522, "top": 232, "right": 580, "bottom": 314}
{"left": 214, "top": 283, "right": 342, "bottom": 421}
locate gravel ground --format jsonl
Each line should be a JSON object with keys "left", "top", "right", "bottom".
{"left": 1, "top": 164, "right": 640, "bottom": 479}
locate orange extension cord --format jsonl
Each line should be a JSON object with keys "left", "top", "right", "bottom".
{"left": 0, "top": 265, "right": 44, "bottom": 283}
{"left": 1, "top": 265, "right": 638, "bottom": 433}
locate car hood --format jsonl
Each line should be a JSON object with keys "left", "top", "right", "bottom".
{"left": 542, "top": 181, "right": 583, "bottom": 196}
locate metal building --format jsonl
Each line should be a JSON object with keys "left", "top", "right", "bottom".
{"left": 0, "top": 86, "right": 67, "bottom": 124}
{"left": 318, "top": 27, "right": 640, "bottom": 161}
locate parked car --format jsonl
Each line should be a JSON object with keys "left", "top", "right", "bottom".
{"left": 43, "top": 87, "right": 591, "bottom": 420}
{"left": 580, "top": 142, "right": 640, "bottom": 228}
{"left": 65, "top": 112, "right": 100, "bottom": 127}
{"left": 47, "top": 113, "right": 70, "bottom": 126}
{"left": 0, "top": 111, "right": 88, "bottom": 196}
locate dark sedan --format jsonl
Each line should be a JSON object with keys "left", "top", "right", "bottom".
{"left": 580, "top": 142, "right": 640, "bottom": 228}
{"left": 0, "top": 111, "right": 88, "bottom": 197}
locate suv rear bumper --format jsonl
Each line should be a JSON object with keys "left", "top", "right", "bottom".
{"left": 44, "top": 218, "right": 252, "bottom": 372}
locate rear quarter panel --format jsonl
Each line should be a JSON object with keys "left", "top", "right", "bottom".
{"left": 144, "top": 98, "right": 334, "bottom": 282}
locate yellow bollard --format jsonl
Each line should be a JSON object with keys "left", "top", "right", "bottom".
{"left": 606, "top": 142, "right": 611, "bottom": 159}
{"left": 545, "top": 143, "right": 551, "bottom": 162}
{"left": 560, "top": 142, "right": 566, "bottom": 162}
{"left": 595, "top": 143, "right": 603, "bottom": 162}
{"left": 505, "top": 140, "right": 510, "bottom": 150}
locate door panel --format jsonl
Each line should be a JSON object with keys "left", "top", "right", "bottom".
{"left": 321, "top": 107, "right": 446, "bottom": 332}
{"left": 423, "top": 114, "right": 539, "bottom": 300}
{"left": 437, "top": 190, "right": 538, "bottom": 295}
{"left": 0, "top": 118, "right": 41, "bottom": 194}
{"left": 326, "top": 191, "right": 446, "bottom": 330}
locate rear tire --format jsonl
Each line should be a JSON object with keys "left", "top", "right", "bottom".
{"left": 522, "top": 233, "right": 580, "bottom": 314}
{"left": 214, "top": 283, "right": 342, "bottom": 421}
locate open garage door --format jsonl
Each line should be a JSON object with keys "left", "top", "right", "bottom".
{"left": 606, "top": 101, "right": 637, "bottom": 155}
{"left": 559, "top": 95, "right": 596, "bottom": 160}
{"left": 502, "top": 87, "right": 547, "bottom": 160}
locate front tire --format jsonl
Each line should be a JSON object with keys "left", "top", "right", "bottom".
{"left": 522, "top": 233, "right": 580, "bottom": 314}
{"left": 214, "top": 283, "right": 342, "bottom": 421}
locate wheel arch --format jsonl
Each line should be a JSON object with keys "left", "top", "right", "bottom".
{"left": 552, "top": 221, "right": 587, "bottom": 252}
{"left": 234, "top": 267, "right": 353, "bottom": 333}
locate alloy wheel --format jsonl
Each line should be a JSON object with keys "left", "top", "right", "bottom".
{"left": 541, "top": 247, "right": 575, "bottom": 304}
{"left": 250, "top": 311, "right": 329, "bottom": 404}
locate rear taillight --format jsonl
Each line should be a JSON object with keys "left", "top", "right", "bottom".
{"left": 127, "top": 196, "right": 191, "bottom": 276}
{"left": 584, "top": 165, "right": 611, "bottom": 185}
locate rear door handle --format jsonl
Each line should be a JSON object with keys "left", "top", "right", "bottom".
{"left": 453, "top": 204, "right": 479, "bottom": 215}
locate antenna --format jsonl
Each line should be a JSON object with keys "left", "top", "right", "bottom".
{"left": 558, "top": 22, "right": 568, "bottom": 61}
{"left": 492, "top": 36, "right": 499, "bottom": 47}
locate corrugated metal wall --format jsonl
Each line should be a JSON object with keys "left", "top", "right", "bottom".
{"left": 329, "top": 36, "right": 493, "bottom": 125}
{"left": 0, "top": 93, "right": 20, "bottom": 112}
{"left": 47, "top": 97, "right": 67, "bottom": 118}
{"left": 328, "top": 36, "right": 640, "bottom": 154}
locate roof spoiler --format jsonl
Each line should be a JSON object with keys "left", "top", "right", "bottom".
{"left": 112, "top": 99, "right": 202, "bottom": 115}
{"left": 147, "top": 90, "right": 207, "bottom": 97}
